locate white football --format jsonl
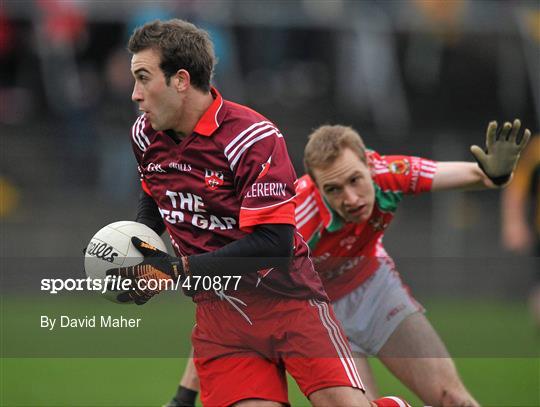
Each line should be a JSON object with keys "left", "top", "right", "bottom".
{"left": 84, "top": 221, "right": 167, "bottom": 304}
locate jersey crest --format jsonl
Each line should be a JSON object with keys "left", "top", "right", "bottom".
{"left": 204, "top": 169, "right": 224, "bottom": 190}
{"left": 388, "top": 159, "right": 410, "bottom": 175}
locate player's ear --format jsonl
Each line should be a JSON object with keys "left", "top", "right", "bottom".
{"left": 174, "top": 69, "right": 190, "bottom": 92}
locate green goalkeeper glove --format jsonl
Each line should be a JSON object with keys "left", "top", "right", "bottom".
{"left": 470, "top": 119, "right": 531, "bottom": 186}
{"left": 106, "top": 237, "right": 187, "bottom": 305}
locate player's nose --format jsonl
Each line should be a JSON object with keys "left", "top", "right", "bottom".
{"left": 343, "top": 186, "right": 359, "bottom": 205}
{"left": 132, "top": 84, "right": 143, "bottom": 102}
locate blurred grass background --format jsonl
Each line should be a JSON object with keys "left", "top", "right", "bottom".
{"left": 1, "top": 294, "right": 539, "bottom": 406}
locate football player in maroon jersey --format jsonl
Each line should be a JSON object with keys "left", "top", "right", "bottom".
{"left": 167, "top": 120, "right": 529, "bottom": 406}
{"left": 108, "top": 19, "right": 413, "bottom": 407}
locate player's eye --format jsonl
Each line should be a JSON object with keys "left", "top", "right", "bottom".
{"left": 325, "top": 186, "right": 340, "bottom": 195}
{"left": 350, "top": 175, "right": 362, "bottom": 185}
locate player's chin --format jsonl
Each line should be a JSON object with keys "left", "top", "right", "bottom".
{"left": 350, "top": 215, "right": 365, "bottom": 224}
{"left": 344, "top": 213, "right": 363, "bottom": 224}
{"left": 147, "top": 117, "right": 163, "bottom": 131}
{"left": 148, "top": 120, "right": 161, "bottom": 130}
{"left": 345, "top": 207, "right": 371, "bottom": 223}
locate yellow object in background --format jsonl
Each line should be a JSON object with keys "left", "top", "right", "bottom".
{"left": 0, "top": 176, "right": 20, "bottom": 218}
{"left": 525, "top": 10, "right": 540, "bottom": 43}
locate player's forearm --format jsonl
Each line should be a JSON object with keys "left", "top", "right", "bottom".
{"left": 187, "top": 223, "right": 295, "bottom": 277}
{"left": 431, "top": 162, "right": 497, "bottom": 191}
{"left": 136, "top": 190, "right": 166, "bottom": 235}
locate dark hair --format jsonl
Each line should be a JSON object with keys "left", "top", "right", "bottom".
{"left": 304, "top": 125, "right": 367, "bottom": 180}
{"left": 128, "top": 19, "right": 215, "bottom": 92}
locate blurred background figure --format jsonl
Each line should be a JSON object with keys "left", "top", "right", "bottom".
{"left": 501, "top": 135, "right": 540, "bottom": 326}
{"left": 34, "top": 0, "right": 98, "bottom": 186}
{"left": 96, "top": 46, "right": 138, "bottom": 200}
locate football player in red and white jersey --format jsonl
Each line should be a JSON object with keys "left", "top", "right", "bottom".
{"left": 291, "top": 123, "right": 529, "bottom": 406}
{"left": 109, "top": 19, "right": 414, "bottom": 407}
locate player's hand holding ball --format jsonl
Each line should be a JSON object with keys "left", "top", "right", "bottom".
{"left": 85, "top": 221, "right": 171, "bottom": 304}
{"left": 470, "top": 118, "right": 531, "bottom": 186}
{"left": 106, "top": 237, "right": 187, "bottom": 305}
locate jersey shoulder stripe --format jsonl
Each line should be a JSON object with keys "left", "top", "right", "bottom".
{"left": 131, "top": 115, "right": 151, "bottom": 152}
{"left": 295, "top": 175, "right": 323, "bottom": 241}
{"left": 296, "top": 193, "right": 319, "bottom": 229}
{"left": 225, "top": 121, "right": 283, "bottom": 170}
{"left": 297, "top": 205, "right": 320, "bottom": 230}
{"left": 419, "top": 159, "right": 436, "bottom": 179}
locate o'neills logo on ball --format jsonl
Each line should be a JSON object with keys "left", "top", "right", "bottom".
{"left": 204, "top": 169, "right": 224, "bottom": 190}
{"left": 86, "top": 240, "right": 119, "bottom": 263}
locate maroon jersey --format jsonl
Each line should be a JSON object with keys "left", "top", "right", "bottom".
{"left": 295, "top": 151, "right": 436, "bottom": 301}
{"left": 130, "top": 88, "right": 327, "bottom": 301}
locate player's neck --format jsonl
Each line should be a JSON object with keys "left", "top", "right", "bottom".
{"left": 172, "top": 89, "right": 214, "bottom": 139}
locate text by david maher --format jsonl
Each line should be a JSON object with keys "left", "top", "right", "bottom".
{"left": 40, "top": 315, "right": 142, "bottom": 330}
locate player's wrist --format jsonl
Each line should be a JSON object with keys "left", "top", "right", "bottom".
{"left": 472, "top": 153, "right": 512, "bottom": 186}
{"left": 483, "top": 170, "right": 511, "bottom": 186}
{"left": 166, "top": 257, "right": 183, "bottom": 280}
{"left": 167, "top": 256, "right": 192, "bottom": 280}
{"left": 181, "top": 256, "right": 191, "bottom": 277}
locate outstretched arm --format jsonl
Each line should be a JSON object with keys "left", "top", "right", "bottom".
{"left": 431, "top": 161, "right": 494, "bottom": 191}
{"left": 432, "top": 119, "right": 530, "bottom": 192}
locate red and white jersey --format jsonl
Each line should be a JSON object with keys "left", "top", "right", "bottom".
{"left": 295, "top": 151, "right": 436, "bottom": 301}
{"left": 130, "top": 87, "right": 327, "bottom": 301}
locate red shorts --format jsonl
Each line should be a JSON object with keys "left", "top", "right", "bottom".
{"left": 192, "top": 291, "right": 364, "bottom": 406}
